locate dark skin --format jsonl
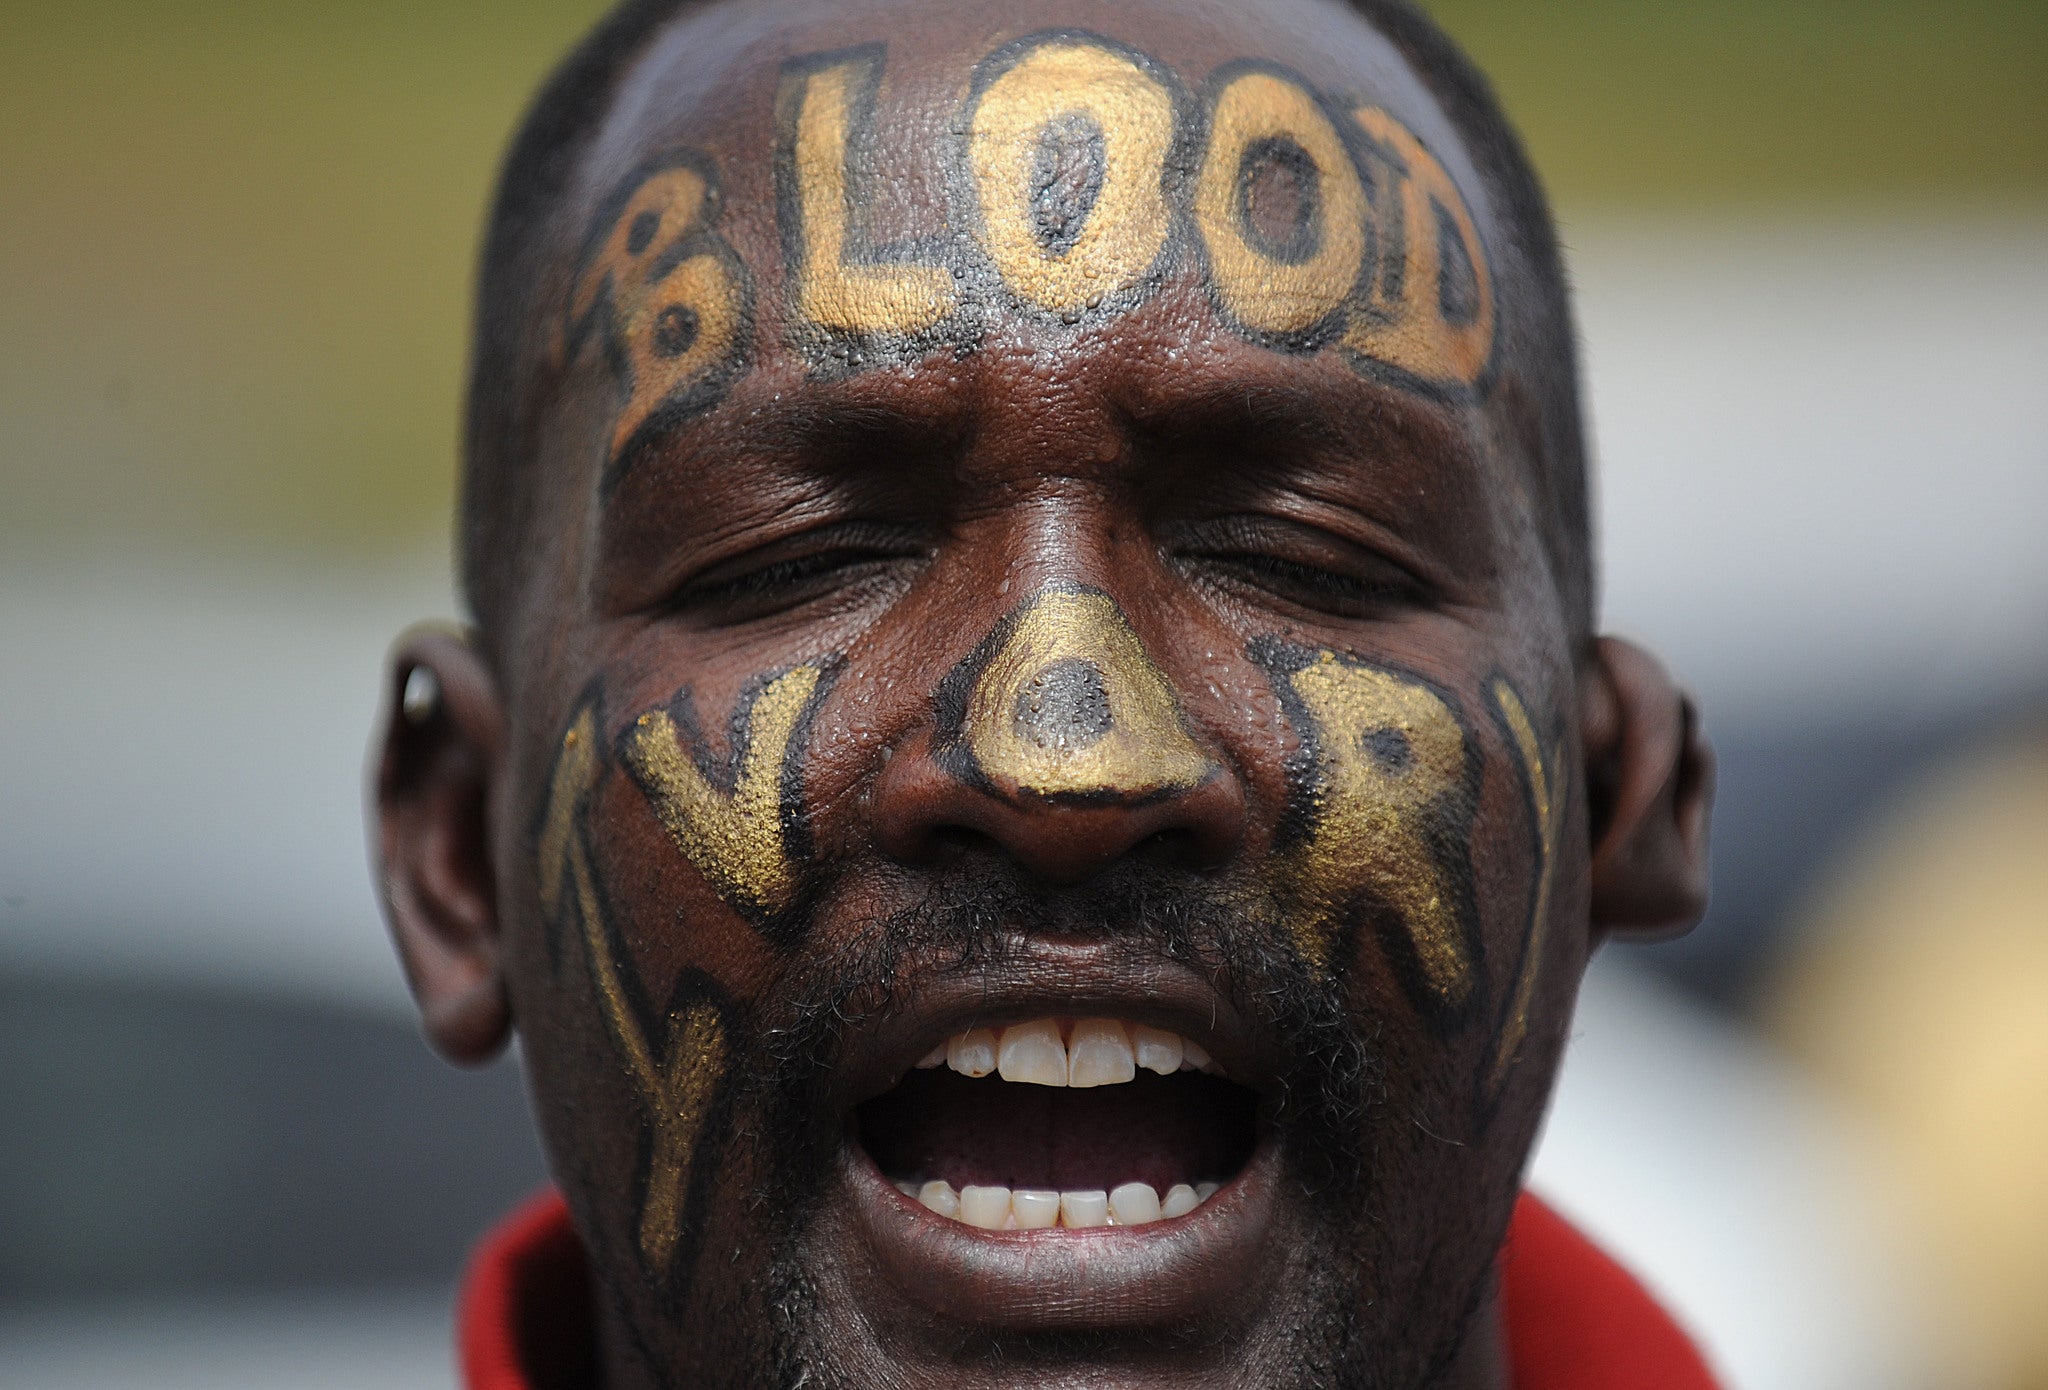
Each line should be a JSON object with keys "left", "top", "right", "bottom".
{"left": 374, "top": 0, "right": 1712, "bottom": 1385}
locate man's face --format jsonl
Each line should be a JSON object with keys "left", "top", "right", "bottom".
{"left": 484, "top": 0, "right": 1585, "bottom": 1383}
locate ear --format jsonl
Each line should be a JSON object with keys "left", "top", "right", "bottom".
{"left": 1578, "top": 636, "right": 1714, "bottom": 938}
{"left": 371, "top": 625, "right": 510, "bottom": 1063}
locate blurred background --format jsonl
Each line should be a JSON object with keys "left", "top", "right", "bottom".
{"left": 1, "top": 1, "right": 2042, "bottom": 1385}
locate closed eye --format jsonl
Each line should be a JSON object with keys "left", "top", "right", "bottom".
{"left": 1194, "top": 551, "right": 1410, "bottom": 610}
{"left": 665, "top": 526, "right": 928, "bottom": 626}
{"left": 1172, "top": 518, "right": 1428, "bottom": 621}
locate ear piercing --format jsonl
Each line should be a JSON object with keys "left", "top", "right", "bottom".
{"left": 402, "top": 666, "right": 442, "bottom": 725}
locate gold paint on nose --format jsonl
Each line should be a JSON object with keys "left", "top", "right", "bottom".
{"left": 949, "top": 586, "right": 1212, "bottom": 800}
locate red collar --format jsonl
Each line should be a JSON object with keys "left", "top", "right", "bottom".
{"left": 461, "top": 1189, "right": 1719, "bottom": 1389}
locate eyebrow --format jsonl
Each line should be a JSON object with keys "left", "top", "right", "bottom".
{"left": 1119, "top": 372, "right": 1481, "bottom": 481}
{"left": 604, "top": 384, "right": 975, "bottom": 523}
{"left": 690, "top": 395, "right": 963, "bottom": 457}
{"left": 1128, "top": 379, "right": 1349, "bottom": 451}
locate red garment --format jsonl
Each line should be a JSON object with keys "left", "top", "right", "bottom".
{"left": 461, "top": 1189, "right": 1720, "bottom": 1389}
{"left": 1496, "top": 1194, "right": 1721, "bottom": 1389}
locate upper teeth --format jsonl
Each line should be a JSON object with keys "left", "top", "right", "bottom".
{"left": 917, "top": 1017, "right": 1220, "bottom": 1086}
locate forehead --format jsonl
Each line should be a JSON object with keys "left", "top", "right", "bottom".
{"left": 545, "top": 0, "right": 1509, "bottom": 499}
{"left": 589, "top": 0, "right": 1475, "bottom": 167}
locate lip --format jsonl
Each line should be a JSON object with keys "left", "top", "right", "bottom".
{"left": 821, "top": 944, "right": 1281, "bottom": 1112}
{"left": 823, "top": 943, "right": 1286, "bottom": 1331}
{"left": 843, "top": 1128, "right": 1284, "bottom": 1329}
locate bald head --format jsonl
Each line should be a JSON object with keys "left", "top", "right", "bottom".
{"left": 459, "top": 0, "right": 1587, "bottom": 669}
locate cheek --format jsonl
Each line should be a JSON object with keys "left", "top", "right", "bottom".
{"left": 1246, "top": 643, "right": 1579, "bottom": 1122}
{"left": 517, "top": 692, "right": 793, "bottom": 1295}
{"left": 1252, "top": 640, "right": 1483, "bottom": 1027}
{"left": 620, "top": 661, "right": 838, "bottom": 945}
{"left": 1477, "top": 677, "right": 1581, "bottom": 1112}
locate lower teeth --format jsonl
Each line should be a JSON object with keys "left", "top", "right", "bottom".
{"left": 894, "top": 1178, "right": 1221, "bottom": 1229}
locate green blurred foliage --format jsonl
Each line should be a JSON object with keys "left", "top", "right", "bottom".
{"left": 1, "top": 0, "right": 2041, "bottom": 556}
{"left": 1435, "top": 0, "right": 2046, "bottom": 204}
{"left": 1, "top": 1, "right": 612, "bottom": 557}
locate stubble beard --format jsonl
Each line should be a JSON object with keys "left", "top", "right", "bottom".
{"left": 642, "top": 861, "right": 1500, "bottom": 1390}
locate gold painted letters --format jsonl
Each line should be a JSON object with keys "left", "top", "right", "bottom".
{"left": 1343, "top": 107, "right": 1496, "bottom": 389}
{"left": 566, "top": 153, "right": 751, "bottom": 469}
{"left": 581, "top": 42, "right": 1502, "bottom": 463}
{"left": 775, "top": 49, "right": 958, "bottom": 339}
{"left": 1485, "top": 678, "right": 1561, "bottom": 1099}
{"left": 1194, "top": 67, "right": 1370, "bottom": 339}
{"left": 1263, "top": 644, "right": 1478, "bottom": 1013}
{"left": 622, "top": 664, "right": 830, "bottom": 922}
{"left": 538, "top": 705, "right": 731, "bottom": 1277}
{"left": 966, "top": 38, "right": 1176, "bottom": 313}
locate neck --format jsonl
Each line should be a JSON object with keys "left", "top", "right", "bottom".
{"left": 1440, "top": 1288, "right": 1513, "bottom": 1390}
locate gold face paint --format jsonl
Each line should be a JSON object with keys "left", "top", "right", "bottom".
{"left": 1484, "top": 678, "right": 1561, "bottom": 1101}
{"left": 965, "top": 36, "right": 1176, "bottom": 314}
{"left": 1194, "top": 65, "right": 1370, "bottom": 341}
{"left": 935, "top": 585, "right": 1213, "bottom": 800}
{"left": 566, "top": 153, "right": 752, "bottom": 472}
{"left": 539, "top": 704, "right": 732, "bottom": 1278}
{"left": 1259, "top": 642, "right": 1478, "bottom": 1018}
{"left": 570, "top": 43, "right": 1499, "bottom": 461}
{"left": 775, "top": 48, "right": 958, "bottom": 341}
{"left": 622, "top": 663, "right": 833, "bottom": 928}
{"left": 1341, "top": 108, "right": 1495, "bottom": 389}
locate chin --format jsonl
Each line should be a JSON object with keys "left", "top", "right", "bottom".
{"left": 605, "top": 945, "right": 1521, "bottom": 1390}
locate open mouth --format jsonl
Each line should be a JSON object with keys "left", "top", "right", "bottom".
{"left": 854, "top": 1017, "right": 1261, "bottom": 1231}
{"left": 828, "top": 963, "right": 1295, "bottom": 1334}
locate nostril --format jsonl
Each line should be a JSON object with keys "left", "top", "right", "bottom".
{"left": 1173, "top": 772, "right": 1247, "bottom": 870}
{"left": 869, "top": 723, "right": 1246, "bottom": 881}
{"left": 1130, "top": 827, "right": 1203, "bottom": 871}
{"left": 927, "top": 824, "right": 1001, "bottom": 863}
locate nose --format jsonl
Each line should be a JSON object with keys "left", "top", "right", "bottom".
{"left": 870, "top": 585, "right": 1245, "bottom": 882}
